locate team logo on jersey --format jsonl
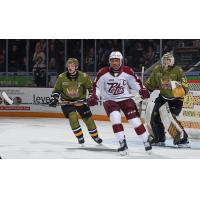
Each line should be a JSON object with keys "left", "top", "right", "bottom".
{"left": 107, "top": 80, "right": 126, "bottom": 95}
{"left": 161, "top": 78, "right": 172, "bottom": 89}
{"left": 66, "top": 87, "right": 79, "bottom": 98}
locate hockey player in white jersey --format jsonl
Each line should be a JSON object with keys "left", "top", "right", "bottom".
{"left": 88, "top": 51, "right": 152, "bottom": 154}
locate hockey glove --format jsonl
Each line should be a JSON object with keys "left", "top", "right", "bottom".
{"left": 49, "top": 93, "right": 59, "bottom": 107}
{"left": 139, "top": 88, "right": 150, "bottom": 99}
{"left": 87, "top": 94, "right": 99, "bottom": 106}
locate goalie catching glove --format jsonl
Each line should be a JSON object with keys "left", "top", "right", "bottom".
{"left": 49, "top": 93, "right": 59, "bottom": 107}
{"left": 139, "top": 88, "right": 150, "bottom": 99}
{"left": 87, "top": 94, "right": 99, "bottom": 106}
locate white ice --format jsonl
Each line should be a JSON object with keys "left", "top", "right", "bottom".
{"left": 0, "top": 117, "right": 200, "bottom": 159}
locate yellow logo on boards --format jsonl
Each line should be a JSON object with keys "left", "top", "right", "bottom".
{"left": 183, "top": 93, "right": 200, "bottom": 108}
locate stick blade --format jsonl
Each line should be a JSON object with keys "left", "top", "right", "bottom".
{"left": 2, "top": 91, "right": 13, "bottom": 105}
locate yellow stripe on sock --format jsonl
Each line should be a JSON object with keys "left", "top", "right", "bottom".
{"left": 74, "top": 131, "right": 83, "bottom": 137}
{"left": 90, "top": 132, "right": 98, "bottom": 137}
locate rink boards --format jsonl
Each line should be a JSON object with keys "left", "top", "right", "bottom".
{"left": 0, "top": 87, "right": 199, "bottom": 138}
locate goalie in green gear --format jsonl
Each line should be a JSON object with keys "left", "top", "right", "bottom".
{"left": 144, "top": 52, "right": 189, "bottom": 147}
{"left": 49, "top": 57, "right": 103, "bottom": 145}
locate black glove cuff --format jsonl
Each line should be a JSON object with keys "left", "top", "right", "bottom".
{"left": 51, "top": 93, "right": 60, "bottom": 99}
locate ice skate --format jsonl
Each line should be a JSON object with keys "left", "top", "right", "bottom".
{"left": 177, "top": 139, "right": 190, "bottom": 148}
{"left": 144, "top": 141, "right": 152, "bottom": 154}
{"left": 78, "top": 137, "right": 85, "bottom": 147}
{"left": 117, "top": 139, "right": 128, "bottom": 156}
{"left": 92, "top": 136, "right": 103, "bottom": 145}
{"left": 152, "top": 141, "right": 166, "bottom": 147}
{"left": 174, "top": 135, "right": 190, "bottom": 148}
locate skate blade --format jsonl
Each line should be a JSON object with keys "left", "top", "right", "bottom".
{"left": 177, "top": 144, "right": 190, "bottom": 148}
{"left": 80, "top": 144, "right": 85, "bottom": 147}
{"left": 119, "top": 150, "right": 128, "bottom": 156}
{"left": 146, "top": 149, "right": 152, "bottom": 155}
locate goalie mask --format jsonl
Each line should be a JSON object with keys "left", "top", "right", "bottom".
{"left": 161, "top": 52, "right": 175, "bottom": 67}
{"left": 109, "top": 51, "right": 123, "bottom": 70}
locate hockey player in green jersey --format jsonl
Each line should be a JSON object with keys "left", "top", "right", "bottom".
{"left": 49, "top": 58, "right": 102, "bottom": 145}
{"left": 144, "top": 52, "right": 189, "bottom": 147}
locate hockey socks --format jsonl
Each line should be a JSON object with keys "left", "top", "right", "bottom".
{"left": 72, "top": 127, "right": 84, "bottom": 144}
{"left": 88, "top": 128, "right": 103, "bottom": 144}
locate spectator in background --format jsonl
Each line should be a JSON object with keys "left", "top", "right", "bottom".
{"left": 0, "top": 49, "right": 5, "bottom": 72}
{"left": 176, "top": 40, "right": 185, "bottom": 48}
{"left": 35, "top": 39, "right": 46, "bottom": 52}
{"left": 85, "top": 47, "right": 94, "bottom": 72}
{"left": 48, "top": 43, "right": 57, "bottom": 71}
{"left": 32, "top": 43, "right": 48, "bottom": 87}
{"left": 8, "top": 44, "right": 21, "bottom": 72}
{"left": 54, "top": 39, "right": 65, "bottom": 74}
{"left": 33, "top": 43, "right": 45, "bottom": 65}
{"left": 32, "top": 55, "right": 48, "bottom": 87}
{"left": 192, "top": 40, "right": 200, "bottom": 47}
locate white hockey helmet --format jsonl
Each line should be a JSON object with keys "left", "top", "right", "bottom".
{"left": 109, "top": 51, "right": 123, "bottom": 66}
{"left": 161, "top": 52, "right": 175, "bottom": 66}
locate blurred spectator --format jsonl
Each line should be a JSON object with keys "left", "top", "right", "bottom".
{"left": 8, "top": 44, "right": 21, "bottom": 72}
{"left": 54, "top": 39, "right": 64, "bottom": 74}
{"left": 85, "top": 47, "right": 94, "bottom": 71}
{"left": 32, "top": 41, "right": 47, "bottom": 87}
{"left": 33, "top": 44, "right": 45, "bottom": 65}
{"left": 32, "top": 56, "right": 48, "bottom": 87}
{"left": 176, "top": 40, "right": 185, "bottom": 48}
{"left": 48, "top": 42, "right": 57, "bottom": 71}
{"left": 35, "top": 39, "right": 46, "bottom": 52}
{"left": 192, "top": 40, "right": 200, "bottom": 47}
{"left": 0, "top": 39, "right": 199, "bottom": 75}
{"left": 0, "top": 49, "right": 5, "bottom": 72}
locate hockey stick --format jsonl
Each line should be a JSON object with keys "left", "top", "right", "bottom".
{"left": 1, "top": 92, "right": 48, "bottom": 106}
{"left": 141, "top": 66, "right": 145, "bottom": 85}
{"left": 1, "top": 92, "right": 87, "bottom": 106}
{"left": 2, "top": 91, "right": 14, "bottom": 105}
{"left": 96, "top": 94, "right": 142, "bottom": 102}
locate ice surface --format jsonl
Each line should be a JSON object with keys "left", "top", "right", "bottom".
{"left": 0, "top": 117, "right": 200, "bottom": 159}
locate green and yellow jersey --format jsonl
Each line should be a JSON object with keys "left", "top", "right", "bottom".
{"left": 52, "top": 71, "right": 93, "bottom": 101}
{"left": 144, "top": 65, "right": 189, "bottom": 99}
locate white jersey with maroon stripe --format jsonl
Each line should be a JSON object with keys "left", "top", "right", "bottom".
{"left": 93, "top": 66, "right": 144, "bottom": 102}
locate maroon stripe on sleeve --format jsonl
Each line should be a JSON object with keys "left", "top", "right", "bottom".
{"left": 122, "top": 66, "right": 143, "bottom": 89}
{"left": 93, "top": 67, "right": 109, "bottom": 94}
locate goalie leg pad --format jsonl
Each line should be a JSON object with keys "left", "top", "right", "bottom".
{"left": 149, "top": 103, "right": 166, "bottom": 143}
{"left": 145, "top": 94, "right": 166, "bottom": 142}
{"left": 159, "top": 102, "right": 186, "bottom": 144}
